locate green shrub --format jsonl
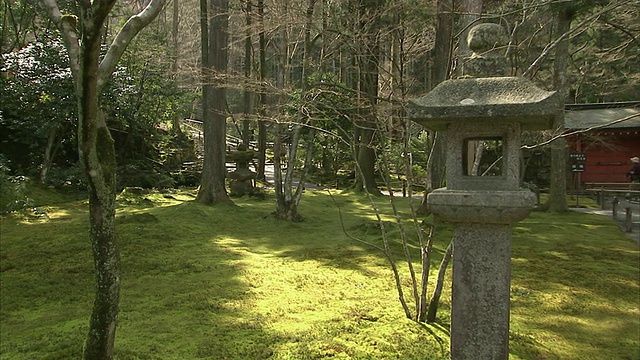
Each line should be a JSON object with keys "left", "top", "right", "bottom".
{"left": 45, "top": 162, "right": 86, "bottom": 190}
{"left": 0, "top": 155, "right": 34, "bottom": 214}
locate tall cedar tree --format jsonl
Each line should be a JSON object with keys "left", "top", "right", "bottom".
{"left": 197, "top": 0, "right": 234, "bottom": 205}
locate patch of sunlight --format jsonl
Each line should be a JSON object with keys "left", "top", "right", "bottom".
{"left": 581, "top": 223, "right": 609, "bottom": 230}
{"left": 609, "top": 246, "right": 640, "bottom": 255}
{"left": 213, "top": 236, "right": 246, "bottom": 247}
{"left": 544, "top": 250, "right": 570, "bottom": 260}
{"left": 17, "top": 216, "right": 50, "bottom": 225}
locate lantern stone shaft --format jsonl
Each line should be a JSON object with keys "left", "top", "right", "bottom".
{"left": 407, "top": 23, "right": 556, "bottom": 360}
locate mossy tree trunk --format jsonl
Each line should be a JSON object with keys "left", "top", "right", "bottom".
{"left": 77, "top": 31, "right": 120, "bottom": 358}
{"left": 39, "top": 0, "right": 166, "bottom": 358}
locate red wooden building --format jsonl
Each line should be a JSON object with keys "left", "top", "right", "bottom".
{"left": 565, "top": 102, "right": 640, "bottom": 185}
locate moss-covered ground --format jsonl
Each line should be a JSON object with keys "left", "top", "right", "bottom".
{"left": 0, "top": 187, "right": 638, "bottom": 359}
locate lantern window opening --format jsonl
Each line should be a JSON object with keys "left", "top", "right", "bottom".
{"left": 463, "top": 136, "right": 505, "bottom": 177}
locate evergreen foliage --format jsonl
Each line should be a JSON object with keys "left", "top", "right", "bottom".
{"left": 0, "top": 154, "right": 33, "bottom": 213}
{"left": 0, "top": 36, "right": 76, "bottom": 177}
{"left": 0, "top": 32, "right": 195, "bottom": 189}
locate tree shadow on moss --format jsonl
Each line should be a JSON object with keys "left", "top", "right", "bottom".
{"left": 0, "top": 197, "right": 286, "bottom": 359}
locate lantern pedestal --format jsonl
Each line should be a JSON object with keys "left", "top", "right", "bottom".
{"left": 427, "top": 189, "right": 535, "bottom": 359}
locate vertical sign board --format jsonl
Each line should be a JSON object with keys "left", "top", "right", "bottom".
{"left": 569, "top": 152, "right": 586, "bottom": 172}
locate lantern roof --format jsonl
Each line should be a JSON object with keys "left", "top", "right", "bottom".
{"left": 407, "top": 77, "right": 557, "bottom": 131}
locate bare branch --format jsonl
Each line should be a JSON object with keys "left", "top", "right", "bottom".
{"left": 600, "top": 19, "right": 639, "bottom": 45}
{"left": 522, "top": 0, "right": 634, "bottom": 79}
{"left": 38, "top": 0, "right": 80, "bottom": 81}
{"left": 523, "top": 112, "right": 640, "bottom": 150}
{"left": 326, "top": 189, "right": 414, "bottom": 320}
{"left": 381, "top": 160, "right": 420, "bottom": 318}
{"left": 97, "top": 0, "right": 168, "bottom": 90}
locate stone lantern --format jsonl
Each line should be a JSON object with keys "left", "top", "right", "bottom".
{"left": 227, "top": 143, "right": 257, "bottom": 196}
{"left": 407, "top": 23, "right": 557, "bottom": 360}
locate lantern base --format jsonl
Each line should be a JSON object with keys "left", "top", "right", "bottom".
{"left": 426, "top": 188, "right": 536, "bottom": 224}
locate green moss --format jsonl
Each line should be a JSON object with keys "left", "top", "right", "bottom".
{"left": 1, "top": 189, "right": 638, "bottom": 359}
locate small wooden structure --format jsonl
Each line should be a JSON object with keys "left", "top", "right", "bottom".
{"left": 565, "top": 102, "right": 640, "bottom": 185}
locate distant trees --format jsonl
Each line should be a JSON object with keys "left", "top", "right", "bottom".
{"left": 516, "top": 0, "right": 637, "bottom": 210}
{"left": 570, "top": 5, "right": 639, "bottom": 103}
{"left": 0, "top": 0, "right": 36, "bottom": 53}
{"left": 272, "top": 0, "right": 317, "bottom": 221}
{"left": 2, "top": 0, "right": 637, "bottom": 195}
{"left": 180, "top": 0, "right": 636, "bottom": 217}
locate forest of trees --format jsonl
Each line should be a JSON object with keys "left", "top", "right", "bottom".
{"left": 1, "top": 1, "right": 638, "bottom": 357}
{"left": 1, "top": 1, "right": 637, "bottom": 225}
{"left": 2, "top": 0, "right": 638, "bottom": 202}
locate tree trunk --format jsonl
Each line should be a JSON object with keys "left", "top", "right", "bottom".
{"left": 353, "top": 126, "right": 380, "bottom": 194}
{"left": 352, "top": 0, "right": 382, "bottom": 195}
{"left": 197, "top": 0, "right": 233, "bottom": 205}
{"left": 256, "top": 0, "right": 267, "bottom": 181}
{"left": 39, "top": 0, "right": 166, "bottom": 357}
{"left": 274, "top": 123, "right": 304, "bottom": 221}
{"left": 170, "top": 0, "right": 184, "bottom": 137}
{"left": 456, "top": 0, "right": 483, "bottom": 75}
{"left": 79, "top": 46, "right": 120, "bottom": 360}
{"left": 40, "top": 125, "right": 58, "bottom": 182}
{"left": 273, "top": 0, "right": 317, "bottom": 222}
{"left": 83, "top": 151, "right": 119, "bottom": 359}
{"left": 273, "top": 126, "right": 313, "bottom": 223}
{"left": 547, "top": 5, "right": 573, "bottom": 212}
{"left": 84, "top": 173, "right": 119, "bottom": 360}
{"left": 418, "top": 0, "right": 452, "bottom": 213}
{"left": 73, "top": 8, "right": 120, "bottom": 359}
{"left": 242, "top": 0, "right": 253, "bottom": 145}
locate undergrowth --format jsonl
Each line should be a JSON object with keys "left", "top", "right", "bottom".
{"left": 0, "top": 186, "right": 638, "bottom": 359}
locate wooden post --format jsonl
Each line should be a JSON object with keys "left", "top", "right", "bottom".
{"left": 599, "top": 189, "right": 605, "bottom": 210}
{"left": 625, "top": 207, "right": 632, "bottom": 233}
{"left": 612, "top": 197, "right": 619, "bottom": 219}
